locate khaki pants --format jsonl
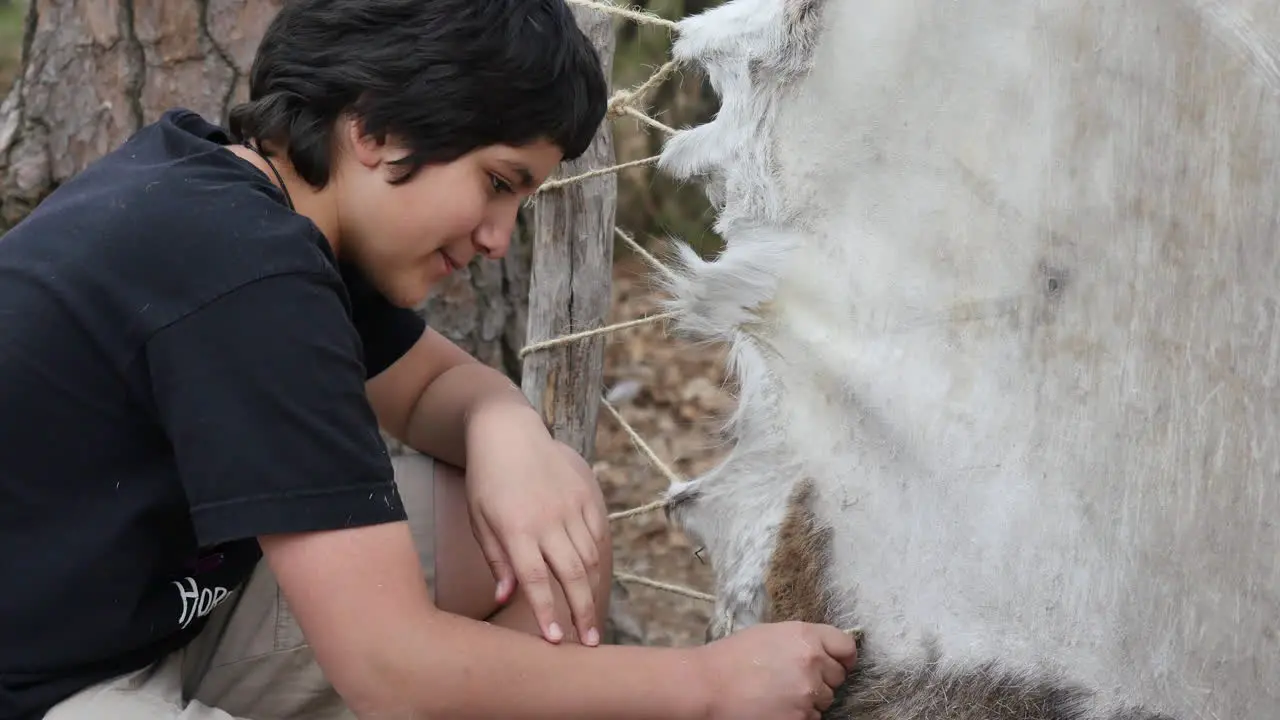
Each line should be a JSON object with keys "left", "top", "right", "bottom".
{"left": 44, "top": 454, "right": 442, "bottom": 720}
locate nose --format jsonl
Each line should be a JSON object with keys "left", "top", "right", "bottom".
{"left": 473, "top": 205, "right": 519, "bottom": 260}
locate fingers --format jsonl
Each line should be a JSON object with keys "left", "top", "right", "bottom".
{"left": 465, "top": 440, "right": 609, "bottom": 648}
{"left": 508, "top": 528, "right": 600, "bottom": 646}
{"left": 470, "top": 512, "right": 516, "bottom": 604}
{"left": 810, "top": 681, "right": 835, "bottom": 711}
{"left": 817, "top": 625, "right": 859, "bottom": 669}
{"left": 506, "top": 539, "right": 565, "bottom": 643}
{"left": 554, "top": 442, "right": 609, "bottom": 548}
{"left": 542, "top": 528, "right": 601, "bottom": 646}
{"left": 571, "top": 509, "right": 604, "bottom": 592}
{"left": 798, "top": 623, "right": 854, "bottom": 712}
{"left": 817, "top": 654, "right": 849, "bottom": 690}
{"left": 582, "top": 499, "right": 609, "bottom": 548}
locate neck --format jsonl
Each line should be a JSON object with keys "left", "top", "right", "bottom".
{"left": 228, "top": 143, "right": 342, "bottom": 256}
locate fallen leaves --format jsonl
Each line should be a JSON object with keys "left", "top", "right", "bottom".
{"left": 595, "top": 255, "right": 733, "bottom": 647}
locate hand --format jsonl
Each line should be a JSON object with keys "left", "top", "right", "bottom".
{"left": 694, "top": 621, "right": 857, "bottom": 720}
{"left": 463, "top": 402, "right": 608, "bottom": 646}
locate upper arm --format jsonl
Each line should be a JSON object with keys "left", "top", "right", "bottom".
{"left": 146, "top": 271, "right": 446, "bottom": 710}
{"left": 364, "top": 326, "right": 481, "bottom": 441}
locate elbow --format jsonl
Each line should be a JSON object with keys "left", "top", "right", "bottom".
{"left": 323, "top": 612, "right": 442, "bottom": 719}
{"left": 256, "top": 524, "right": 453, "bottom": 719}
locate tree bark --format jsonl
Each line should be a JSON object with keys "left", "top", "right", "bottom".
{"left": 520, "top": 3, "right": 617, "bottom": 462}
{"left": 0, "top": 0, "right": 534, "bottom": 383}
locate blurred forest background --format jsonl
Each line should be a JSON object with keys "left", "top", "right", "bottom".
{"left": 0, "top": 2, "right": 23, "bottom": 90}
{"left": 0, "top": 0, "right": 731, "bottom": 648}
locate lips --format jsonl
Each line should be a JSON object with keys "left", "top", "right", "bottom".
{"left": 441, "top": 252, "right": 460, "bottom": 273}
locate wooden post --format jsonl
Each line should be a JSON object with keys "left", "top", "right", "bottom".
{"left": 521, "top": 6, "right": 617, "bottom": 462}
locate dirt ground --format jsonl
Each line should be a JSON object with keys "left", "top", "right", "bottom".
{"left": 592, "top": 252, "right": 731, "bottom": 648}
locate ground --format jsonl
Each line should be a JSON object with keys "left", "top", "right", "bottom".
{"left": 594, "top": 252, "right": 729, "bottom": 648}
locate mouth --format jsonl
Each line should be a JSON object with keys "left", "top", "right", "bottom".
{"left": 441, "top": 252, "right": 461, "bottom": 274}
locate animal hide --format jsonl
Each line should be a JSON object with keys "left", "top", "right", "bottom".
{"left": 657, "top": 1, "right": 1280, "bottom": 718}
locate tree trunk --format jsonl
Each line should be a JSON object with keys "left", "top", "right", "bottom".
{"left": 0, "top": 0, "right": 535, "bottom": 382}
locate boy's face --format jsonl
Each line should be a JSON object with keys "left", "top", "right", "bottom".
{"left": 333, "top": 119, "right": 565, "bottom": 309}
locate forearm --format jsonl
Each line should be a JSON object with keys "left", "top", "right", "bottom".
{"left": 264, "top": 522, "right": 712, "bottom": 720}
{"left": 353, "top": 608, "right": 711, "bottom": 720}
{"left": 400, "top": 360, "right": 539, "bottom": 468}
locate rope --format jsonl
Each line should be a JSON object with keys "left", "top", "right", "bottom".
{"left": 517, "top": 0, "right": 710, "bottom": 610}
{"left": 538, "top": 154, "right": 664, "bottom": 192}
{"left": 565, "top": 0, "right": 682, "bottom": 31}
{"left": 615, "top": 228, "right": 679, "bottom": 281}
{"left": 614, "top": 571, "right": 717, "bottom": 602}
{"left": 599, "top": 397, "right": 685, "bottom": 487}
{"left": 518, "top": 311, "right": 676, "bottom": 358}
{"left": 521, "top": 0, "right": 868, "bottom": 643}
{"left": 608, "top": 498, "right": 669, "bottom": 521}
{"left": 608, "top": 59, "right": 682, "bottom": 119}
{"left": 532, "top": 5, "right": 682, "bottom": 195}
{"left": 620, "top": 106, "right": 679, "bottom": 135}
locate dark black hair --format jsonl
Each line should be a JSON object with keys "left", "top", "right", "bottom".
{"left": 228, "top": 0, "right": 608, "bottom": 188}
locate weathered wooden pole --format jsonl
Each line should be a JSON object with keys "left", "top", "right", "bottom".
{"left": 520, "top": 5, "right": 617, "bottom": 462}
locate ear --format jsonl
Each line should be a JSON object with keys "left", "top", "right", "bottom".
{"left": 340, "top": 116, "right": 393, "bottom": 171}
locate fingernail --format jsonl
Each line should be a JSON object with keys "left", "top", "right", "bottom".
{"left": 548, "top": 622, "right": 563, "bottom": 642}
{"left": 586, "top": 627, "right": 600, "bottom": 646}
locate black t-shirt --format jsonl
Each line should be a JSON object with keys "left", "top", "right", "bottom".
{"left": 0, "top": 108, "right": 426, "bottom": 719}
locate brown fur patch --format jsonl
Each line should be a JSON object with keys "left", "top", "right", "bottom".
{"left": 764, "top": 479, "right": 837, "bottom": 626}
{"left": 759, "top": 480, "right": 1178, "bottom": 720}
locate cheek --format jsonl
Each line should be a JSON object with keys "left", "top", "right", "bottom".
{"left": 372, "top": 172, "right": 490, "bottom": 258}
{"left": 342, "top": 175, "right": 405, "bottom": 242}
{"left": 407, "top": 191, "right": 486, "bottom": 245}
{"left": 448, "top": 191, "right": 489, "bottom": 234}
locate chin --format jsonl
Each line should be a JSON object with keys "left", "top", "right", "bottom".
{"left": 372, "top": 265, "right": 439, "bottom": 309}
{"left": 378, "top": 278, "right": 431, "bottom": 310}
{"left": 393, "top": 287, "right": 431, "bottom": 309}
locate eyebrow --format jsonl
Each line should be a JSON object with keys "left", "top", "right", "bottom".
{"left": 500, "top": 161, "right": 535, "bottom": 190}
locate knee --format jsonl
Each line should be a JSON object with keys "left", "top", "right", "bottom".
{"left": 556, "top": 441, "right": 602, "bottom": 497}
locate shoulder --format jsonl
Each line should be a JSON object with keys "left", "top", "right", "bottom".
{"left": 107, "top": 109, "right": 340, "bottom": 288}
{"left": 1, "top": 108, "right": 424, "bottom": 376}
{"left": 2, "top": 108, "right": 345, "bottom": 337}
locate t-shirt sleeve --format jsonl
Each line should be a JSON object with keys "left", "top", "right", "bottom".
{"left": 143, "top": 271, "right": 409, "bottom": 548}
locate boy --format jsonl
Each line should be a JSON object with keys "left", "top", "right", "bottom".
{"left": 0, "top": 1, "right": 857, "bottom": 718}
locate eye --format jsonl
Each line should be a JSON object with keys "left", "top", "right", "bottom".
{"left": 489, "top": 173, "right": 514, "bottom": 194}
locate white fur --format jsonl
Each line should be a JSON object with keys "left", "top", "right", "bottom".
{"left": 657, "top": 0, "right": 1280, "bottom": 717}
